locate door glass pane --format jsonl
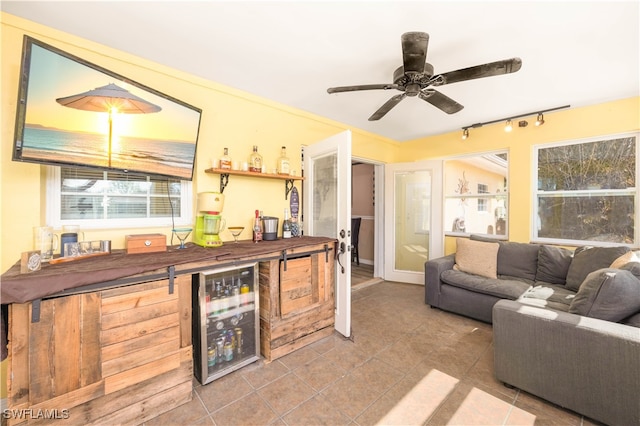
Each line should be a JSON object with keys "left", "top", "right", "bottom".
{"left": 394, "top": 170, "right": 430, "bottom": 272}
{"left": 312, "top": 154, "right": 337, "bottom": 238}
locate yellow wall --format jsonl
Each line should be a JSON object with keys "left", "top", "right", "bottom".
{"left": 0, "top": 12, "right": 400, "bottom": 273}
{"left": 401, "top": 97, "right": 640, "bottom": 253}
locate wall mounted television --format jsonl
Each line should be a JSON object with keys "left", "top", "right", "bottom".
{"left": 12, "top": 36, "right": 202, "bottom": 181}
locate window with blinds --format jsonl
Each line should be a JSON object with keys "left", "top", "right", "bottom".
{"left": 46, "top": 167, "right": 192, "bottom": 228}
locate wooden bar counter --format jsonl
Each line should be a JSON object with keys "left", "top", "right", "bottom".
{"left": 1, "top": 236, "right": 335, "bottom": 425}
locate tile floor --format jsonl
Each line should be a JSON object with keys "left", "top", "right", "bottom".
{"left": 146, "top": 281, "right": 601, "bottom": 426}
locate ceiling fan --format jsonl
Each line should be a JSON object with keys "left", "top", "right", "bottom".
{"left": 327, "top": 32, "right": 522, "bottom": 121}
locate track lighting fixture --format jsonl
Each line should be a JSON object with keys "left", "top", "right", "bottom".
{"left": 459, "top": 104, "right": 568, "bottom": 138}
{"left": 504, "top": 119, "right": 513, "bottom": 132}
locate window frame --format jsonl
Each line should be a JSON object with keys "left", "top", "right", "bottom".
{"left": 444, "top": 150, "right": 509, "bottom": 239}
{"left": 531, "top": 132, "right": 638, "bottom": 247}
{"left": 46, "top": 166, "right": 193, "bottom": 229}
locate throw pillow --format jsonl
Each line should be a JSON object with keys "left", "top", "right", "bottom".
{"left": 610, "top": 251, "right": 640, "bottom": 269}
{"left": 569, "top": 268, "right": 640, "bottom": 322}
{"left": 536, "top": 245, "right": 573, "bottom": 284}
{"left": 565, "top": 246, "right": 630, "bottom": 292}
{"left": 470, "top": 235, "right": 540, "bottom": 280}
{"left": 454, "top": 238, "right": 499, "bottom": 279}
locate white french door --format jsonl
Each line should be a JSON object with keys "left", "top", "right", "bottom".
{"left": 302, "top": 131, "right": 352, "bottom": 337}
{"left": 384, "top": 160, "right": 443, "bottom": 284}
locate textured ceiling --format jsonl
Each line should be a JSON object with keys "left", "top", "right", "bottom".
{"left": 3, "top": 1, "right": 639, "bottom": 141}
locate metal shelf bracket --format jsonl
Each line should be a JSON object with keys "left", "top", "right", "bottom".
{"left": 220, "top": 173, "right": 230, "bottom": 193}
{"left": 285, "top": 179, "right": 295, "bottom": 200}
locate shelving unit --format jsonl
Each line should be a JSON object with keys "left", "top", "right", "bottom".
{"left": 204, "top": 167, "right": 304, "bottom": 199}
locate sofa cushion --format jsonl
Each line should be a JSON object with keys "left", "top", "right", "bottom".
{"left": 535, "top": 245, "right": 573, "bottom": 285}
{"left": 496, "top": 241, "right": 540, "bottom": 281}
{"left": 622, "top": 312, "right": 640, "bottom": 328}
{"left": 610, "top": 251, "right": 640, "bottom": 269}
{"left": 569, "top": 268, "right": 640, "bottom": 322}
{"left": 454, "top": 238, "right": 499, "bottom": 279}
{"left": 565, "top": 246, "right": 631, "bottom": 291}
{"left": 441, "top": 269, "right": 531, "bottom": 299}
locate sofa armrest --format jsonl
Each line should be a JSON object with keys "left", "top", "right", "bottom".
{"left": 493, "top": 299, "right": 640, "bottom": 426}
{"left": 424, "top": 254, "right": 455, "bottom": 306}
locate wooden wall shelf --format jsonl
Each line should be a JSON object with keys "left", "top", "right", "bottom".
{"left": 204, "top": 168, "right": 304, "bottom": 199}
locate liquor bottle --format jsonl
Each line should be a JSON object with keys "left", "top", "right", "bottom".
{"left": 282, "top": 208, "right": 292, "bottom": 239}
{"left": 220, "top": 147, "right": 232, "bottom": 170}
{"left": 277, "top": 146, "right": 290, "bottom": 175}
{"left": 253, "top": 209, "right": 263, "bottom": 242}
{"left": 248, "top": 145, "right": 263, "bottom": 172}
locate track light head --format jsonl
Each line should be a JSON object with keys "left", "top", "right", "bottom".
{"left": 504, "top": 119, "right": 513, "bottom": 132}
{"left": 462, "top": 128, "right": 469, "bottom": 140}
{"left": 535, "top": 113, "right": 545, "bottom": 126}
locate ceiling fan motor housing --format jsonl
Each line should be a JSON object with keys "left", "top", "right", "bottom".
{"left": 393, "top": 63, "right": 435, "bottom": 88}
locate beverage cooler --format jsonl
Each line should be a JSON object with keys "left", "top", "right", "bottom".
{"left": 192, "top": 262, "right": 260, "bottom": 385}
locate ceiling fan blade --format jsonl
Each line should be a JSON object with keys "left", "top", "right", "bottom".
{"left": 433, "top": 57, "right": 522, "bottom": 86}
{"left": 418, "top": 90, "right": 464, "bottom": 114}
{"left": 401, "top": 32, "right": 429, "bottom": 74}
{"left": 368, "top": 93, "right": 407, "bottom": 121}
{"left": 327, "top": 84, "right": 398, "bottom": 94}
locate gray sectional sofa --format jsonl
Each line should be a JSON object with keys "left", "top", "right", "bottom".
{"left": 424, "top": 237, "right": 640, "bottom": 425}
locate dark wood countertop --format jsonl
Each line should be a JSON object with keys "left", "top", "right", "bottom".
{"left": 1, "top": 236, "right": 336, "bottom": 304}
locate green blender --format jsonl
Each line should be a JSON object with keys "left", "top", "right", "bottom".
{"left": 194, "top": 192, "right": 226, "bottom": 247}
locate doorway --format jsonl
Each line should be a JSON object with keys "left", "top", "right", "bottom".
{"left": 351, "top": 159, "right": 384, "bottom": 289}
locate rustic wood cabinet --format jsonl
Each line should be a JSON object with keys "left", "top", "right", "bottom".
{"left": 7, "top": 276, "right": 192, "bottom": 425}
{"left": 259, "top": 242, "right": 335, "bottom": 361}
{"left": 2, "top": 236, "right": 335, "bottom": 425}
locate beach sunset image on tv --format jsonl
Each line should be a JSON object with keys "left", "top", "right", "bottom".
{"left": 13, "top": 37, "right": 202, "bottom": 180}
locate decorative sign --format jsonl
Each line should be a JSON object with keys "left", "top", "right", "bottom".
{"left": 290, "top": 187, "right": 299, "bottom": 219}
{"left": 21, "top": 250, "right": 41, "bottom": 273}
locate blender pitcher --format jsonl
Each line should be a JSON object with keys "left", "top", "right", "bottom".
{"left": 34, "top": 226, "right": 58, "bottom": 262}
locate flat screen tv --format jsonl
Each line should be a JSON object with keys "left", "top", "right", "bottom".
{"left": 12, "top": 36, "right": 202, "bottom": 181}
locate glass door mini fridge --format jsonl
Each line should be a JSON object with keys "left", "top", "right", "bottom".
{"left": 192, "top": 262, "right": 260, "bottom": 384}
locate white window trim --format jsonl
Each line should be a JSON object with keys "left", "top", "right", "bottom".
{"left": 531, "top": 131, "right": 639, "bottom": 247}
{"left": 46, "top": 166, "right": 193, "bottom": 230}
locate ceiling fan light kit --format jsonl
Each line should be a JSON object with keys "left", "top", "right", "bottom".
{"left": 327, "top": 31, "right": 522, "bottom": 121}
{"left": 460, "top": 105, "right": 570, "bottom": 140}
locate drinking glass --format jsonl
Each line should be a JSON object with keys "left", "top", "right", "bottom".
{"left": 228, "top": 227, "right": 244, "bottom": 243}
{"left": 33, "top": 226, "right": 58, "bottom": 262}
{"left": 173, "top": 228, "right": 192, "bottom": 249}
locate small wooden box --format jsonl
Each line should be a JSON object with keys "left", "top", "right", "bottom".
{"left": 126, "top": 233, "right": 167, "bottom": 254}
